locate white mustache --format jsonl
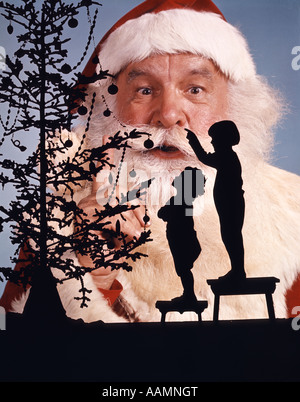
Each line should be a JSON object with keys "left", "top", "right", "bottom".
{"left": 124, "top": 124, "right": 197, "bottom": 157}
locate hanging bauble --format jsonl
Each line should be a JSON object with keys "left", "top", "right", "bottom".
{"left": 143, "top": 215, "right": 150, "bottom": 225}
{"left": 61, "top": 63, "right": 72, "bottom": 74}
{"left": 107, "top": 240, "right": 115, "bottom": 250}
{"left": 103, "top": 108, "right": 111, "bottom": 117}
{"left": 107, "top": 83, "right": 118, "bottom": 95}
{"left": 7, "top": 24, "right": 13, "bottom": 35}
{"left": 19, "top": 145, "right": 27, "bottom": 152}
{"left": 144, "top": 138, "right": 154, "bottom": 149}
{"left": 92, "top": 56, "right": 100, "bottom": 65}
{"left": 12, "top": 139, "right": 26, "bottom": 152}
{"left": 78, "top": 105, "right": 88, "bottom": 115}
{"left": 129, "top": 169, "right": 136, "bottom": 178}
{"left": 68, "top": 17, "right": 78, "bottom": 28}
{"left": 64, "top": 139, "right": 73, "bottom": 148}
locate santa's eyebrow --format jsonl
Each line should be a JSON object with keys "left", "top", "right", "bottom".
{"left": 127, "top": 69, "right": 150, "bottom": 83}
{"left": 187, "top": 68, "right": 213, "bottom": 79}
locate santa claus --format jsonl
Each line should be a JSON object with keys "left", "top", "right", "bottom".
{"left": 1, "top": 0, "right": 300, "bottom": 323}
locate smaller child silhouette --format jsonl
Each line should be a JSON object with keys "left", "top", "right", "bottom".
{"left": 158, "top": 167, "right": 205, "bottom": 305}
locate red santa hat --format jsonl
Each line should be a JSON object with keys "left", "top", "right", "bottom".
{"left": 83, "top": 0, "right": 256, "bottom": 85}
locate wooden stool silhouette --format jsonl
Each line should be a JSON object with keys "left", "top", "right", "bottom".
{"left": 207, "top": 277, "right": 280, "bottom": 321}
{"left": 155, "top": 300, "right": 208, "bottom": 323}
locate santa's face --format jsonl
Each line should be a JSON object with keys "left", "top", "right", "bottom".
{"left": 115, "top": 53, "right": 229, "bottom": 158}
{"left": 87, "top": 54, "right": 230, "bottom": 208}
{"left": 88, "top": 52, "right": 274, "bottom": 209}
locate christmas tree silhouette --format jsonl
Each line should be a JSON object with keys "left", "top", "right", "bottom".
{"left": 0, "top": 0, "right": 152, "bottom": 328}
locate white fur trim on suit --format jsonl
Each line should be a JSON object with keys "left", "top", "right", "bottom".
{"left": 98, "top": 9, "right": 256, "bottom": 82}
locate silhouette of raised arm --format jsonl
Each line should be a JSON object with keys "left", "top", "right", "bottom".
{"left": 185, "top": 129, "right": 217, "bottom": 168}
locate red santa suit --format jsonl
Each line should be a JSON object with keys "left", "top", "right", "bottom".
{"left": 1, "top": 0, "right": 300, "bottom": 322}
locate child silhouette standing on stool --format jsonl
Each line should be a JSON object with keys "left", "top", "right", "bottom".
{"left": 158, "top": 167, "right": 205, "bottom": 305}
{"left": 186, "top": 121, "right": 246, "bottom": 282}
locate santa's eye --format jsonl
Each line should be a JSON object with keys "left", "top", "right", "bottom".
{"left": 138, "top": 87, "right": 153, "bottom": 95}
{"left": 189, "top": 87, "right": 203, "bottom": 95}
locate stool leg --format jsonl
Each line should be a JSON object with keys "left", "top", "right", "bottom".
{"left": 213, "top": 295, "right": 220, "bottom": 322}
{"left": 161, "top": 311, "right": 166, "bottom": 323}
{"left": 265, "top": 293, "right": 275, "bottom": 320}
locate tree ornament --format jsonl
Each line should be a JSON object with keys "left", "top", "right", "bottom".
{"left": 107, "top": 241, "right": 115, "bottom": 250}
{"left": 7, "top": 24, "right": 13, "bottom": 35}
{"left": 68, "top": 17, "right": 78, "bottom": 28}
{"left": 107, "top": 83, "right": 118, "bottom": 95}
{"left": 92, "top": 56, "right": 99, "bottom": 65}
{"left": 143, "top": 214, "right": 150, "bottom": 224}
{"left": 144, "top": 136, "right": 154, "bottom": 149}
{"left": 61, "top": 63, "right": 72, "bottom": 74}
{"left": 103, "top": 108, "right": 111, "bottom": 117}
{"left": 64, "top": 139, "right": 73, "bottom": 148}
{"left": 78, "top": 105, "right": 88, "bottom": 115}
{"left": 12, "top": 138, "right": 26, "bottom": 152}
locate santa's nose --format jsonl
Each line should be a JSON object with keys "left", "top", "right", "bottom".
{"left": 151, "top": 89, "right": 187, "bottom": 129}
